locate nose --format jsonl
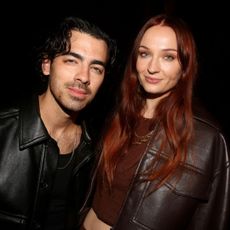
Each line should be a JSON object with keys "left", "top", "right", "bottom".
{"left": 147, "top": 58, "right": 160, "bottom": 74}
{"left": 74, "top": 64, "right": 90, "bottom": 85}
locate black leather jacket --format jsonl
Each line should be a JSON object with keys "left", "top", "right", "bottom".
{"left": 0, "top": 96, "right": 97, "bottom": 230}
{"left": 82, "top": 112, "right": 230, "bottom": 230}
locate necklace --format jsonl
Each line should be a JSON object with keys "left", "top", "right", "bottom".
{"left": 133, "top": 129, "right": 154, "bottom": 145}
{"left": 57, "top": 148, "right": 76, "bottom": 170}
{"left": 52, "top": 125, "right": 82, "bottom": 170}
{"left": 57, "top": 134, "right": 80, "bottom": 170}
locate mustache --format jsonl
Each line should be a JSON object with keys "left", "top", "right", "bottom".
{"left": 65, "top": 81, "right": 91, "bottom": 94}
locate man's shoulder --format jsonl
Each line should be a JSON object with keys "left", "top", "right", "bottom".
{"left": 0, "top": 104, "right": 20, "bottom": 119}
{"left": 0, "top": 95, "right": 38, "bottom": 120}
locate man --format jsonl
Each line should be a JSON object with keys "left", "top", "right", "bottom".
{"left": 0, "top": 16, "right": 117, "bottom": 230}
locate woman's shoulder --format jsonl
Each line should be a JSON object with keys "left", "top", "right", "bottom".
{"left": 192, "top": 101, "right": 222, "bottom": 134}
{"left": 192, "top": 112, "right": 227, "bottom": 155}
{"left": 192, "top": 101, "right": 230, "bottom": 150}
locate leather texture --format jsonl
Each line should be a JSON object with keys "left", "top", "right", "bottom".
{"left": 113, "top": 115, "right": 230, "bottom": 230}
{"left": 0, "top": 96, "right": 97, "bottom": 229}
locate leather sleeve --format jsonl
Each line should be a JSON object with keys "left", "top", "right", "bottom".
{"left": 188, "top": 133, "right": 230, "bottom": 230}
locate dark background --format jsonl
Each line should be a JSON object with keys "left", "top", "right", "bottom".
{"left": 0, "top": 0, "right": 229, "bottom": 138}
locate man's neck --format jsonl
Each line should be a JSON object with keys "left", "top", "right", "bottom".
{"left": 38, "top": 93, "right": 82, "bottom": 154}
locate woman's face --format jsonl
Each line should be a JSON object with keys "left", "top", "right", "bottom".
{"left": 136, "top": 25, "right": 182, "bottom": 97}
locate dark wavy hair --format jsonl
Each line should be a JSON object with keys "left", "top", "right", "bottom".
{"left": 36, "top": 16, "right": 117, "bottom": 79}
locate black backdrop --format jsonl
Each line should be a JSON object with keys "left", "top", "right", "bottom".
{"left": 1, "top": 0, "right": 229, "bottom": 138}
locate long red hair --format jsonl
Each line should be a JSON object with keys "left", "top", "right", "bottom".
{"left": 101, "top": 14, "right": 198, "bottom": 188}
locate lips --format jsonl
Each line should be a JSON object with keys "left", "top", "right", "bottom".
{"left": 68, "top": 87, "right": 88, "bottom": 99}
{"left": 145, "top": 76, "right": 162, "bottom": 84}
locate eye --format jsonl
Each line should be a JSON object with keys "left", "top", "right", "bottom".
{"left": 138, "top": 51, "right": 149, "bottom": 58}
{"left": 91, "top": 66, "right": 104, "bottom": 75}
{"left": 163, "top": 55, "right": 176, "bottom": 61}
{"left": 65, "top": 58, "right": 78, "bottom": 64}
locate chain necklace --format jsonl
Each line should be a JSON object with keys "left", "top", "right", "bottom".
{"left": 57, "top": 148, "right": 76, "bottom": 170}
{"left": 133, "top": 129, "right": 154, "bottom": 145}
{"left": 57, "top": 132, "right": 80, "bottom": 170}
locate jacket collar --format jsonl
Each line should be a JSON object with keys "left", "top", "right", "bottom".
{"left": 81, "top": 120, "right": 92, "bottom": 144}
{"left": 19, "top": 95, "right": 49, "bottom": 150}
{"left": 19, "top": 95, "right": 92, "bottom": 150}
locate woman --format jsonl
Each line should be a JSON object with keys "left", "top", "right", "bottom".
{"left": 81, "top": 14, "right": 230, "bottom": 230}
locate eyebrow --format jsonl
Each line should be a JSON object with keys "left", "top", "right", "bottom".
{"left": 139, "top": 45, "right": 177, "bottom": 52}
{"left": 67, "top": 52, "right": 106, "bottom": 68}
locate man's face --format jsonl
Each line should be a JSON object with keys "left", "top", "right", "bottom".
{"left": 42, "top": 30, "right": 108, "bottom": 112}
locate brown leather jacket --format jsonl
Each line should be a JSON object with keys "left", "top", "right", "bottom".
{"left": 82, "top": 112, "right": 230, "bottom": 230}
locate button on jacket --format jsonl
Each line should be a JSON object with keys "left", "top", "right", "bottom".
{"left": 0, "top": 96, "right": 97, "bottom": 229}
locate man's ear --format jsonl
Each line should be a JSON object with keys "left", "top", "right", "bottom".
{"left": 41, "top": 59, "right": 51, "bottom": 76}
